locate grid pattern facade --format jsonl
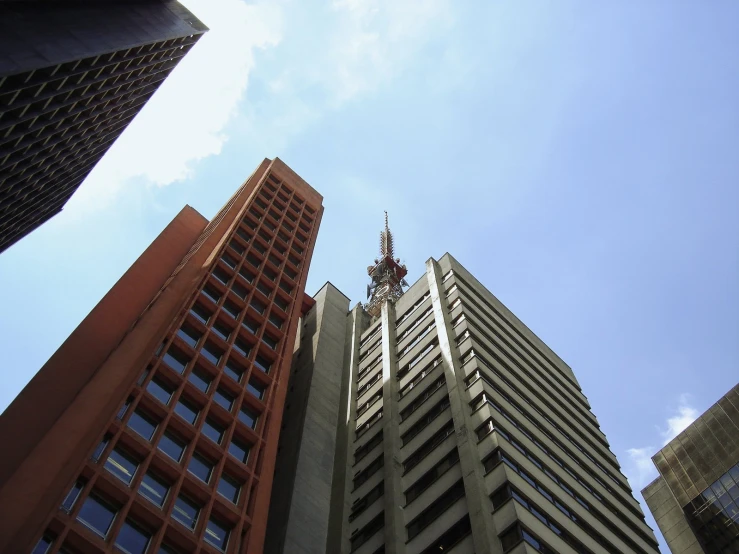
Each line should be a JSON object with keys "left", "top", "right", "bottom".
{"left": 27, "top": 169, "right": 321, "bottom": 554}
{"left": 0, "top": 5, "right": 205, "bottom": 253}
{"left": 332, "top": 254, "right": 660, "bottom": 554}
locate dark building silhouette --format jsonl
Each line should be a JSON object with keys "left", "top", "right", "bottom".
{"left": 0, "top": 0, "right": 207, "bottom": 253}
{"left": 0, "top": 158, "right": 322, "bottom": 554}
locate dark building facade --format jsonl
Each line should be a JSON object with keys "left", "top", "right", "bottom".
{"left": 642, "top": 383, "right": 739, "bottom": 554}
{"left": 0, "top": 158, "right": 323, "bottom": 554}
{"left": 266, "top": 243, "right": 662, "bottom": 552}
{"left": 0, "top": 1, "right": 207, "bottom": 253}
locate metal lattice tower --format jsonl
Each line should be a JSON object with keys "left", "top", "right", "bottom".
{"left": 365, "top": 211, "right": 408, "bottom": 317}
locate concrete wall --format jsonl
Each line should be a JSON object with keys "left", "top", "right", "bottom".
{"left": 643, "top": 476, "right": 703, "bottom": 554}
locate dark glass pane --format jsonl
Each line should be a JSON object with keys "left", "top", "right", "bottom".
{"left": 247, "top": 380, "right": 265, "bottom": 400}
{"left": 201, "top": 343, "right": 223, "bottom": 365}
{"left": 174, "top": 399, "right": 199, "bottom": 425}
{"left": 128, "top": 411, "right": 157, "bottom": 441}
{"left": 262, "top": 334, "right": 278, "bottom": 350}
{"left": 239, "top": 406, "right": 259, "bottom": 429}
{"left": 268, "top": 313, "right": 284, "bottom": 329}
{"left": 254, "top": 355, "right": 271, "bottom": 374}
{"left": 224, "top": 361, "right": 244, "bottom": 383}
{"left": 139, "top": 473, "right": 169, "bottom": 508}
{"left": 32, "top": 536, "right": 54, "bottom": 554}
{"left": 232, "top": 282, "right": 248, "bottom": 299}
{"left": 204, "top": 518, "right": 231, "bottom": 552}
{"left": 214, "top": 388, "right": 235, "bottom": 411}
{"left": 203, "top": 419, "right": 225, "bottom": 444}
{"left": 242, "top": 317, "right": 259, "bottom": 335}
{"left": 177, "top": 325, "right": 201, "bottom": 348}
{"left": 250, "top": 299, "right": 266, "bottom": 314}
{"left": 117, "top": 397, "right": 131, "bottom": 420}
{"left": 172, "top": 496, "right": 199, "bottom": 530}
{"left": 188, "top": 368, "right": 211, "bottom": 393}
{"left": 228, "top": 440, "right": 250, "bottom": 464}
{"left": 147, "top": 379, "right": 173, "bottom": 405}
{"left": 223, "top": 300, "right": 241, "bottom": 319}
{"left": 158, "top": 433, "right": 187, "bottom": 462}
{"left": 188, "top": 454, "right": 213, "bottom": 483}
{"left": 202, "top": 286, "right": 221, "bottom": 304}
{"left": 92, "top": 435, "right": 111, "bottom": 462}
{"left": 114, "top": 520, "right": 151, "bottom": 554}
{"left": 77, "top": 495, "right": 117, "bottom": 538}
{"left": 217, "top": 474, "right": 240, "bottom": 504}
{"left": 190, "top": 304, "right": 212, "bottom": 324}
{"left": 105, "top": 449, "right": 138, "bottom": 485}
{"left": 61, "top": 480, "right": 85, "bottom": 512}
{"left": 233, "top": 338, "right": 251, "bottom": 358}
{"left": 163, "top": 349, "right": 190, "bottom": 374}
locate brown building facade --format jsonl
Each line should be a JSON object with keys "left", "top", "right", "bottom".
{"left": 0, "top": 157, "right": 323, "bottom": 554}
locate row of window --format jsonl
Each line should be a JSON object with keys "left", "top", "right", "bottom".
{"left": 407, "top": 480, "right": 465, "bottom": 540}
{"left": 480, "top": 423, "right": 657, "bottom": 549}
{"left": 397, "top": 321, "right": 436, "bottom": 360}
{"left": 396, "top": 306, "right": 433, "bottom": 344}
{"left": 398, "top": 355, "right": 442, "bottom": 399}
{"left": 499, "top": 523, "right": 556, "bottom": 554}
{"left": 396, "top": 292, "right": 430, "bottom": 327}
{"left": 404, "top": 448, "right": 459, "bottom": 505}
{"left": 349, "top": 481, "right": 384, "bottom": 522}
{"left": 350, "top": 512, "right": 383, "bottom": 552}
{"left": 401, "top": 397, "right": 450, "bottom": 446}
{"left": 397, "top": 339, "right": 439, "bottom": 381}
{"left": 357, "top": 354, "right": 382, "bottom": 382}
{"left": 399, "top": 375, "right": 445, "bottom": 421}
{"left": 353, "top": 455, "right": 384, "bottom": 490}
{"left": 356, "top": 370, "right": 382, "bottom": 400}
{"left": 403, "top": 421, "right": 454, "bottom": 473}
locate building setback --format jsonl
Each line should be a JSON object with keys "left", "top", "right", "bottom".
{"left": 0, "top": 0, "right": 208, "bottom": 253}
{"left": 642, "top": 383, "right": 739, "bottom": 554}
{"left": 266, "top": 245, "right": 662, "bottom": 553}
{"left": 0, "top": 158, "right": 322, "bottom": 554}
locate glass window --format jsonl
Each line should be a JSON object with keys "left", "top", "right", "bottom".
{"left": 203, "top": 419, "right": 226, "bottom": 444}
{"left": 213, "top": 266, "right": 231, "bottom": 285}
{"left": 172, "top": 496, "right": 199, "bottom": 530}
{"left": 204, "top": 518, "right": 231, "bottom": 552}
{"left": 268, "top": 313, "right": 284, "bottom": 329}
{"left": 117, "top": 397, "right": 132, "bottom": 420}
{"left": 263, "top": 267, "right": 277, "bottom": 282}
{"left": 221, "top": 254, "right": 237, "bottom": 269}
{"left": 105, "top": 448, "right": 138, "bottom": 485}
{"left": 147, "top": 378, "right": 173, "bottom": 405}
{"left": 229, "top": 240, "right": 245, "bottom": 255}
{"left": 127, "top": 411, "right": 157, "bottom": 441}
{"left": 188, "top": 368, "right": 211, "bottom": 393}
{"left": 246, "top": 380, "right": 265, "bottom": 401}
{"left": 92, "top": 434, "right": 111, "bottom": 462}
{"left": 32, "top": 535, "right": 54, "bottom": 554}
{"left": 174, "top": 398, "right": 199, "bottom": 425}
{"left": 61, "top": 479, "right": 85, "bottom": 512}
{"left": 114, "top": 520, "right": 151, "bottom": 554}
{"left": 201, "top": 343, "right": 223, "bottom": 366}
{"left": 274, "top": 296, "right": 289, "bottom": 311}
{"left": 262, "top": 334, "right": 278, "bottom": 350}
{"left": 188, "top": 453, "right": 214, "bottom": 483}
{"left": 176, "top": 325, "right": 201, "bottom": 348}
{"left": 233, "top": 338, "right": 251, "bottom": 358}
{"left": 214, "top": 388, "right": 235, "bottom": 411}
{"left": 232, "top": 281, "right": 248, "bottom": 299}
{"left": 163, "top": 348, "right": 190, "bottom": 374}
{"left": 190, "top": 304, "right": 212, "bottom": 324}
{"left": 223, "top": 300, "right": 241, "bottom": 320}
{"left": 212, "top": 322, "right": 232, "bottom": 341}
{"left": 256, "top": 281, "right": 272, "bottom": 298}
{"left": 139, "top": 472, "right": 169, "bottom": 508}
{"left": 254, "top": 354, "right": 272, "bottom": 374}
{"left": 239, "top": 406, "right": 259, "bottom": 429}
{"left": 202, "top": 285, "right": 221, "bottom": 304}
{"left": 224, "top": 360, "right": 244, "bottom": 383}
{"left": 238, "top": 266, "right": 255, "bottom": 283}
{"left": 158, "top": 432, "right": 187, "bottom": 462}
{"left": 228, "top": 439, "right": 250, "bottom": 464}
{"left": 217, "top": 474, "right": 240, "bottom": 504}
{"left": 242, "top": 316, "right": 259, "bottom": 335}
{"left": 250, "top": 299, "right": 266, "bottom": 315}
{"left": 77, "top": 494, "right": 117, "bottom": 538}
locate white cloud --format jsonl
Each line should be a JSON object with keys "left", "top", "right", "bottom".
{"left": 624, "top": 394, "right": 700, "bottom": 489}
{"left": 64, "top": 0, "right": 283, "bottom": 215}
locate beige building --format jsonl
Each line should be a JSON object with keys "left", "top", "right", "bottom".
{"left": 266, "top": 252, "right": 662, "bottom": 554}
{"left": 642, "top": 383, "right": 739, "bottom": 554}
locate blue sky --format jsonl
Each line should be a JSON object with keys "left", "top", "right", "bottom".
{"left": 1, "top": 1, "right": 738, "bottom": 549}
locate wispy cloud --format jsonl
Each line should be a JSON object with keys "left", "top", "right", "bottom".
{"left": 64, "top": 0, "right": 283, "bottom": 216}
{"left": 625, "top": 394, "right": 700, "bottom": 488}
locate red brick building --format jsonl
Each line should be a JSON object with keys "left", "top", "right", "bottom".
{"left": 0, "top": 158, "right": 322, "bottom": 554}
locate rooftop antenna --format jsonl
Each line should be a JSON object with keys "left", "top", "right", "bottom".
{"left": 365, "top": 211, "right": 409, "bottom": 317}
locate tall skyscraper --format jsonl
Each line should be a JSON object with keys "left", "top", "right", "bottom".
{"left": 266, "top": 219, "right": 662, "bottom": 553}
{"left": 642, "top": 383, "right": 739, "bottom": 554}
{"left": 0, "top": 1, "right": 207, "bottom": 253}
{"left": 0, "top": 158, "right": 322, "bottom": 553}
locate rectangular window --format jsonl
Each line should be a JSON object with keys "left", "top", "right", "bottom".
{"left": 177, "top": 325, "right": 202, "bottom": 348}
{"left": 158, "top": 432, "right": 187, "bottom": 462}
{"left": 263, "top": 267, "right": 277, "bottom": 281}
{"left": 250, "top": 298, "right": 266, "bottom": 315}
{"left": 233, "top": 337, "right": 251, "bottom": 358}
{"left": 268, "top": 254, "right": 281, "bottom": 268}
{"left": 202, "top": 419, "right": 226, "bottom": 444}
{"left": 239, "top": 266, "right": 255, "bottom": 283}
{"left": 279, "top": 281, "right": 293, "bottom": 295}
{"left": 174, "top": 398, "right": 199, "bottom": 425}
{"left": 247, "top": 380, "right": 266, "bottom": 400}
{"left": 201, "top": 343, "right": 223, "bottom": 366}
{"left": 237, "top": 228, "right": 251, "bottom": 242}
{"left": 224, "top": 360, "right": 244, "bottom": 383}
{"left": 256, "top": 281, "right": 272, "bottom": 298}
{"left": 222, "top": 300, "right": 241, "bottom": 320}
{"left": 147, "top": 378, "right": 174, "bottom": 405}
{"left": 239, "top": 406, "right": 259, "bottom": 429}
{"left": 406, "top": 480, "right": 465, "bottom": 539}
{"left": 77, "top": 494, "right": 117, "bottom": 538}
{"left": 217, "top": 474, "right": 241, "bottom": 504}
{"left": 254, "top": 354, "right": 271, "bottom": 374}
{"left": 246, "top": 253, "right": 261, "bottom": 268}
{"left": 261, "top": 334, "right": 278, "bottom": 350}
{"left": 172, "top": 496, "right": 199, "bottom": 530}
{"left": 269, "top": 313, "right": 284, "bottom": 329}
{"left": 105, "top": 448, "right": 138, "bottom": 485}
{"left": 127, "top": 411, "right": 157, "bottom": 441}
{"left": 212, "top": 267, "right": 231, "bottom": 285}
{"left": 61, "top": 479, "right": 85, "bottom": 513}
{"left": 190, "top": 304, "right": 212, "bottom": 324}
{"left": 229, "top": 240, "right": 245, "bottom": 255}
{"left": 288, "top": 254, "right": 300, "bottom": 267}
{"left": 32, "top": 536, "right": 54, "bottom": 554}
{"left": 221, "top": 254, "right": 238, "bottom": 269}
{"left": 232, "top": 281, "right": 248, "bottom": 299}
{"left": 92, "top": 434, "right": 111, "bottom": 462}
{"left": 138, "top": 473, "right": 169, "bottom": 508}
{"left": 229, "top": 439, "right": 250, "bottom": 464}
{"left": 163, "top": 348, "right": 190, "bottom": 374}
{"left": 187, "top": 453, "right": 214, "bottom": 484}
{"left": 254, "top": 242, "right": 266, "bottom": 255}
{"left": 205, "top": 518, "right": 231, "bottom": 552}
{"left": 202, "top": 285, "right": 221, "bottom": 305}
{"left": 212, "top": 322, "right": 232, "bottom": 341}
{"left": 214, "top": 388, "right": 235, "bottom": 411}
{"left": 242, "top": 316, "right": 259, "bottom": 335}
{"left": 115, "top": 520, "right": 151, "bottom": 554}
{"left": 284, "top": 266, "right": 297, "bottom": 280}
{"left": 188, "top": 368, "right": 211, "bottom": 393}
{"left": 274, "top": 295, "right": 289, "bottom": 311}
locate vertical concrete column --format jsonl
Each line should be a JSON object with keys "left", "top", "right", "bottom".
{"left": 381, "top": 301, "right": 407, "bottom": 554}
{"left": 425, "top": 258, "right": 503, "bottom": 554}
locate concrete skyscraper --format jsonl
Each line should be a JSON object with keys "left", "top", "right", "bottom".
{"left": 0, "top": 1, "right": 207, "bottom": 253}
{"left": 266, "top": 220, "right": 662, "bottom": 553}
{"left": 0, "top": 158, "right": 321, "bottom": 553}
{"left": 642, "top": 383, "right": 739, "bottom": 554}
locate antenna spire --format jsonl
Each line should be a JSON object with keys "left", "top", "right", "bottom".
{"left": 365, "top": 211, "right": 408, "bottom": 317}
